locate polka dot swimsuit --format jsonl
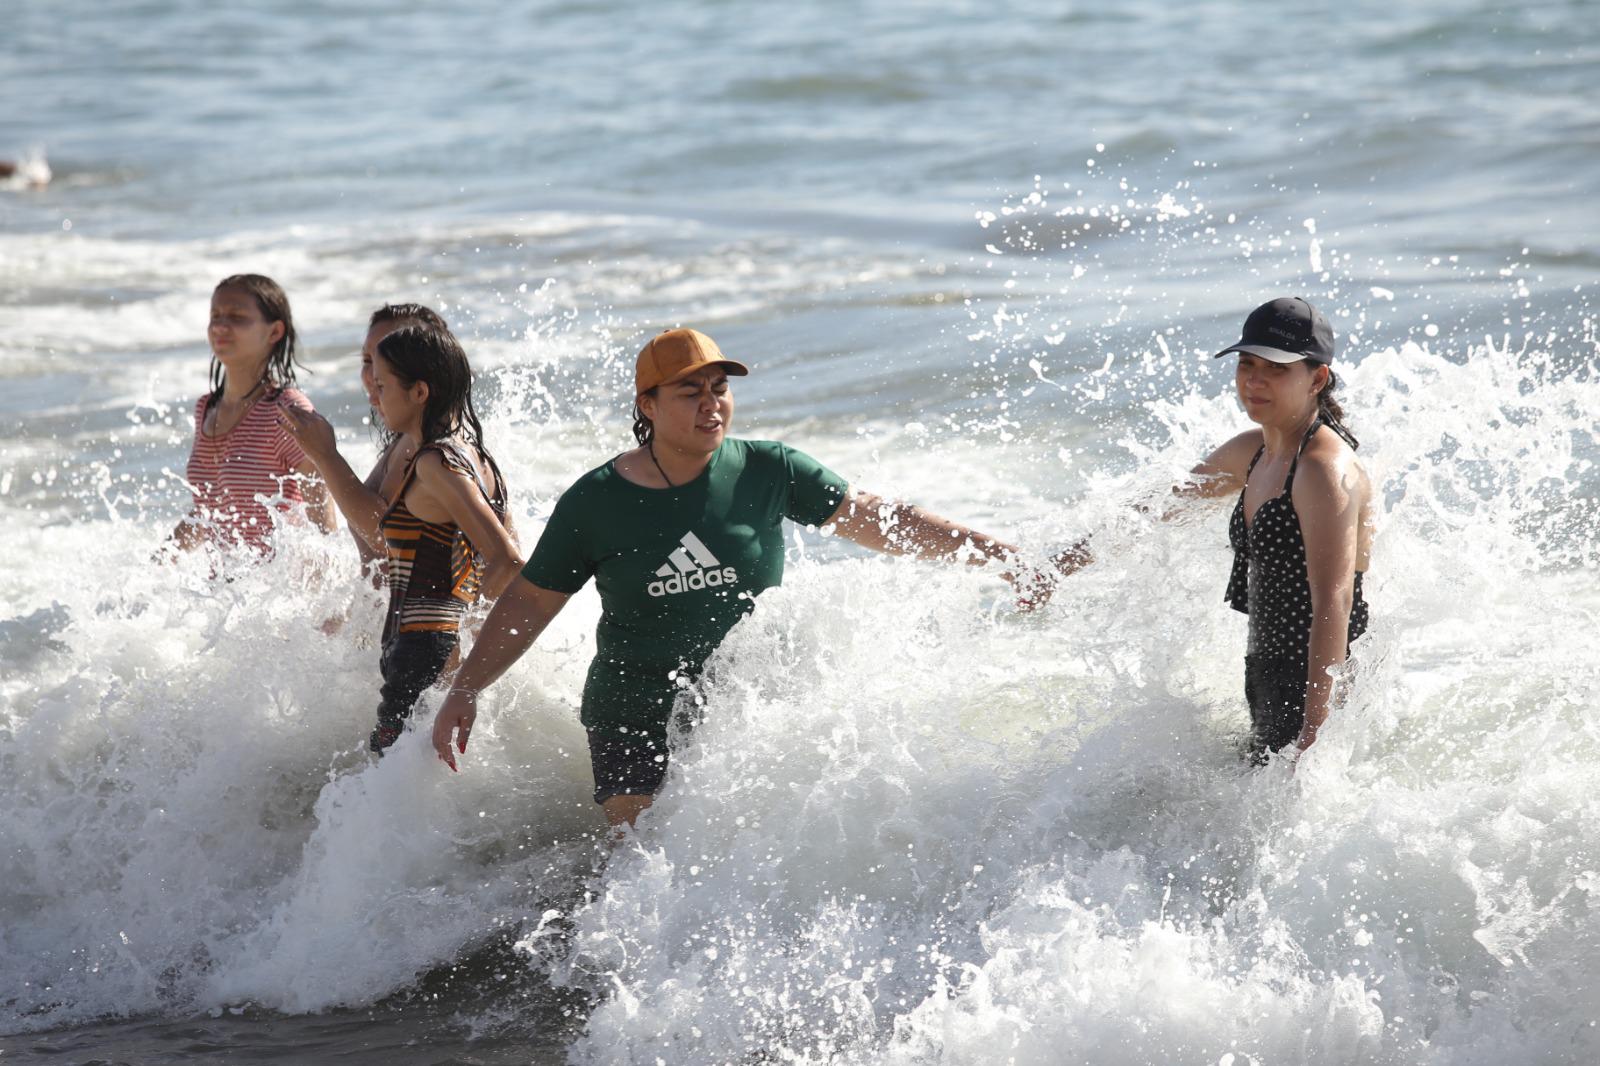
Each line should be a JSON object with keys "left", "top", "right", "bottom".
{"left": 1226, "top": 419, "right": 1370, "bottom": 753}
{"left": 1226, "top": 418, "right": 1369, "bottom": 656}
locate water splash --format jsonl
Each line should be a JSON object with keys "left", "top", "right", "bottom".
{"left": 3, "top": 178, "right": 1597, "bottom": 1063}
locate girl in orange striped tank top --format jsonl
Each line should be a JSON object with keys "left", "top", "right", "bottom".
{"left": 283, "top": 325, "right": 522, "bottom": 752}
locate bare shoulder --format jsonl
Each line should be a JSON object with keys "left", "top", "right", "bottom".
{"left": 1296, "top": 432, "right": 1369, "bottom": 502}
{"left": 1187, "top": 428, "right": 1265, "bottom": 495}
{"left": 1208, "top": 428, "right": 1266, "bottom": 470}
{"left": 415, "top": 444, "right": 495, "bottom": 490}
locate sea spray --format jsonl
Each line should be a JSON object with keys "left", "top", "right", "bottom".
{"left": 4, "top": 180, "right": 1598, "bottom": 1063}
{"left": 5, "top": 322, "right": 1598, "bottom": 1061}
{"left": 539, "top": 335, "right": 1599, "bottom": 1064}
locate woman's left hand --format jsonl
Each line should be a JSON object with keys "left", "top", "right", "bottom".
{"left": 278, "top": 405, "right": 338, "bottom": 464}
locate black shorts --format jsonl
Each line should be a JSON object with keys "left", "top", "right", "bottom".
{"left": 372, "top": 630, "right": 458, "bottom": 753}
{"left": 1243, "top": 654, "right": 1306, "bottom": 762}
{"left": 586, "top": 727, "right": 671, "bottom": 805}
{"left": 583, "top": 667, "right": 710, "bottom": 805}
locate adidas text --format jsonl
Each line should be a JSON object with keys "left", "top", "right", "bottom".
{"left": 649, "top": 566, "right": 739, "bottom": 597}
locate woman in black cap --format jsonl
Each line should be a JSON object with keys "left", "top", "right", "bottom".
{"left": 429, "top": 328, "right": 1043, "bottom": 829}
{"left": 1178, "top": 297, "right": 1373, "bottom": 760}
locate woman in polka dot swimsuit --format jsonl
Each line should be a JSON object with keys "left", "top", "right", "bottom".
{"left": 1178, "top": 297, "right": 1374, "bottom": 760}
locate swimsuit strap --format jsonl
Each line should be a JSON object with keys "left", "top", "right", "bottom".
{"left": 1244, "top": 444, "right": 1266, "bottom": 477}
{"left": 1283, "top": 417, "right": 1324, "bottom": 491}
{"left": 425, "top": 437, "right": 495, "bottom": 500}
{"left": 436, "top": 437, "right": 510, "bottom": 522}
{"left": 1236, "top": 444, "right": 1268, "bottom": 524}
{"left": 384, "top": 436, "right": 493, "bottom": 522}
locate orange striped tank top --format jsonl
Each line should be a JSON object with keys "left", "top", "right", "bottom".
{"left": 380, "top": 438, "right": 508, "bottom": 643}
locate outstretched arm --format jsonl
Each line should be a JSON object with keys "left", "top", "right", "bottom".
{"left": 820, "top": 489, "right": 1065, "bottom": 606}
{"left": 279, "top": 406, "right": 390, "bottom": 549}
{"left": 1166, "top": 429, "right": 1264, "bottom": 508}
{"left": 431, "top": 577, "right": 572, "bottom": 770}
{"left": 822, "top": 489, "right": 1018, "bottom": 565}
{"left": 1053, "top": 428, "right": 1266, "bottom": 574}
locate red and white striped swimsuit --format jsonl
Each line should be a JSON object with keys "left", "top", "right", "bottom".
{"left": 184, "top": 386, "right": 313, "bottom": 553}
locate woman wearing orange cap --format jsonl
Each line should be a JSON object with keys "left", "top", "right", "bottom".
{"left": 430, "top": 327, "right": 1038, "bottom": 828}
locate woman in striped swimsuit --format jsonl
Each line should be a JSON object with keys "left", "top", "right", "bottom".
{"left": 283, "top": 325, "right": 521, "bottom": 752}
{"left": 171, "top": 274, "right": 337, "bottom": 554}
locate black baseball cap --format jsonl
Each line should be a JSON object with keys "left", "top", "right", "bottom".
{"left": 1212, "top": 297, "right": 1335, "bottom": 365}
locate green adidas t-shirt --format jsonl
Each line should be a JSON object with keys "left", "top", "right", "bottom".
{"left": 522, "top": 438, "right": 848, "bottom": 736}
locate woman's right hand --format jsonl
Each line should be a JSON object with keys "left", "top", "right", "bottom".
{"left": 427, "top": 580, "right": 574, "bottom": 775}
{"left": 431, "top": 690, "right": 478, "bottom": 771}
{"left": 278, "top": 405, "right": 338, "bottom": 465}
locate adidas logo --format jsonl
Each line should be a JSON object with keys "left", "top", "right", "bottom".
{"left": 647, "top": 531, "right": 739, "bottom": 598}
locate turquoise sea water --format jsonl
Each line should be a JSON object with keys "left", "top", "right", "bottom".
{"left": 3, "top": 2, "right": 1598, "bottom": 1063}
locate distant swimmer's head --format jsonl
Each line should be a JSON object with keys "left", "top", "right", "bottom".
{"left": 1215, "top": 297, "right": 1356, "bottom": 446}
{"left": 362, "top": 303, "right": 451, "bottom": 412}
{"left": 631, "top": 328, "right": 748, "bottom": 452}
{"left": 0, "top": 151, "right": 51, "bottom": 189}
{"left": 207, "top": 274, "right": 301, "bottom": 400}
{"left": 373, "top": 324, "right": 483, "bottom": 446}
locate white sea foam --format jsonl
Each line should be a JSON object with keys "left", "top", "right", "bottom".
{"left": 2, "top": 157, "right": 1596, "bottom": 1065}
{"left": 543, "top": 332, "right": 1599, "bottom": 1064}
{"left": 5, "top": 307, "right": 1597, "bottom": 1064}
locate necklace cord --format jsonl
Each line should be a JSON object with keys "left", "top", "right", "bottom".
{"left": 648, "top": 441, "right": 674, "bottom": 488}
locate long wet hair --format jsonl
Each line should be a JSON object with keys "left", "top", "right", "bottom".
{"left": 367, "top": 303, "right": 450, "bottom": 446}
{"left": 375, "top": 324, "right": 507, "bottom": 508}
{"left": 1315, "top": 367, "right": 1359, "bottom": 449}
{"left": 207, "top": 274, "right": 303, "bottom": 408}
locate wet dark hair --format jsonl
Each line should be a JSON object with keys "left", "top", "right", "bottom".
{"left": 632, "top": 388, "right": 656, "bottom": 447}
{"left": 375, "top": 325, "right": 506, "bottom": 504}
{"left": 1316, "top": 368, "right": 1359, "bottom": 449}
{"left": 369, "top": 302, "right": 448, "bottom": 333}
{"left": 208, "top": 274, "right": 303, "bottom": 407}
{"left": 367, "top": 304, "right": 450, "bottom": 445}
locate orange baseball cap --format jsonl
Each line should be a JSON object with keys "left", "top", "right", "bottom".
{"left": 635, "top": 328, "right": 749, "bottom": 395}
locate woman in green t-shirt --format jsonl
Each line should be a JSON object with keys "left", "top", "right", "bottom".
{"left": 432, "top": 328, "right": 1045, "bottom": 829}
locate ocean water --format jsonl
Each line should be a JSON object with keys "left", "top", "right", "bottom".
{"left": 3, "top": 1, "right": 1599, "bottom": 1063}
